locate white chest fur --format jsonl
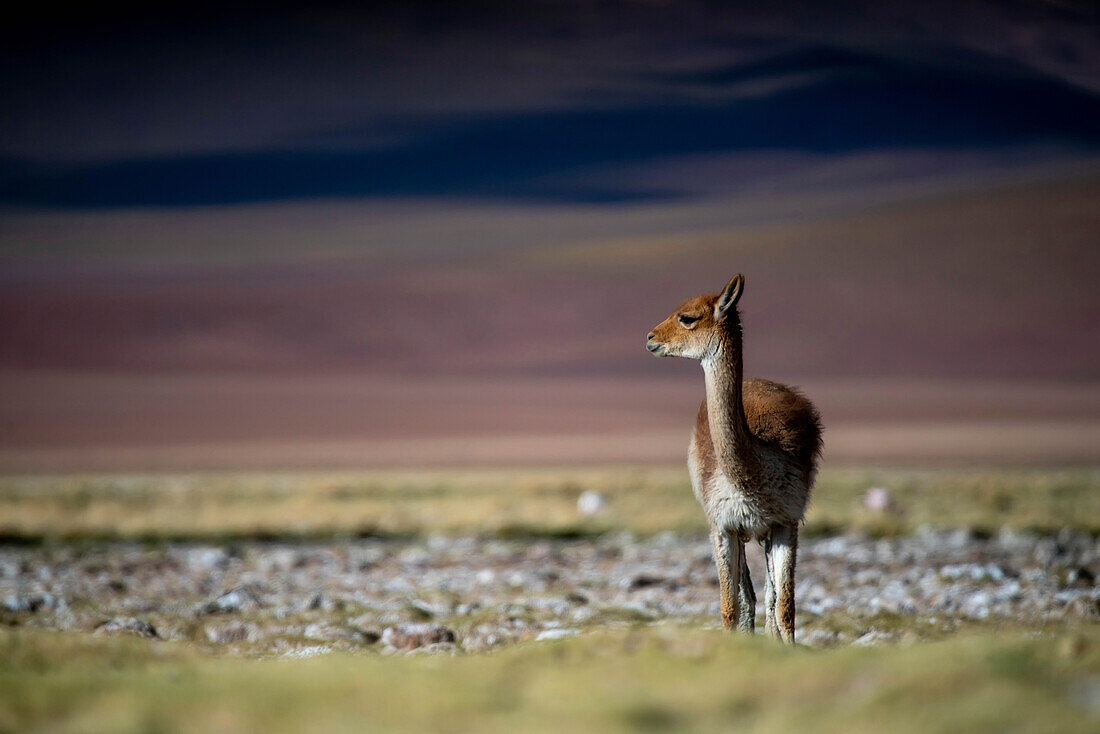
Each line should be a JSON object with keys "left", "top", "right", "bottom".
{"left": 702, "top": 474, "right": 771, "bottom": 540}
{"left": 689, "top": 436, "right": 805, "bottom": 539}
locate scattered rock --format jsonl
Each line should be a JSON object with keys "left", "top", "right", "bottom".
{"left": 205, "top": 622, "right": 256, "bottom": 644}
{"left": 95, "top": 617, "right": 159, "bottom": 639}
{"left": 571, "top": 606, "right": 596, "bottom": 623}
{"left": 536, "top": 628, "right": 579, "bottom": 641}
{"left": 2, "top": 592, "right": 59, "bottom": 614}
{"left": 995, "top": 527, "right": 1036, "bottom": 553}
{"left": 577, "top": 490, "right": 607, "bottom": 515}
{"left": 852, "top": 630, "right": 894, "bottom": 647}
{"left": 4, "top": 526, "right": 1098, "bottom": 657}
{"left": 381, "top": 623, "right": 456, "bottom": 651}
{"left": 462, "top": 635, "right": 497, "bottom": 653}
{"left": 1066, "top": 566, "right": 1095, "bottom": 588}
{"left": 410, "top": 598, "right": 452, "bottom": 618}
{"left": 308, "top": 623, "right": 380, "bottom": 644}
{"left": 280, "top": 645, "right": 333, "bottom": 659}
{"left": 406, "top": 642, "right": 459, "bottom": 656}
{"left": 427, "top": 535, "right": 451, "bottom": 553}
{"left": 399, "top": 546, "right": 431, "bottom": 566}
{"left": 462, "top": 623, "right": 514, "bottom": 652}
{"left": 862, "top": 488, "right": 895, "bottom": 513}
{"left": 195, "top": 586, "right": 262, "bottom": 616}
{"left": 183, "top": 547, "right": 230, "bottom": 572}
{"left": 303, "top": 592, "right": 340, "bottom": 611}
{"left": 799, "top": 629, "right": 839, "bottom": 648}
{"left": 961, "top": 590, "right": 995, "bottom": 619}
{"left": 620, "top": 574, "right": 666, "bottom": 590}
{"left": 455, "top": 602, "right": 482, "bottom": 615}
{"left": 939, "top": 564, "right": 1007, "bottom": 582}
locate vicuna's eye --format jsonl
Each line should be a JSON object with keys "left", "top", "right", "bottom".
{"left": 678, "top": 314, "right": 700, "bottom": 327}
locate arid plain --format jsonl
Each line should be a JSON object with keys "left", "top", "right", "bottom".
{"left": 4, "top": 4, "right": 1099, "bottom": 730}
{"left": 2, "top": 173, "right": 1097, "bottom": 472}
{"left": 2, "top": 169, "right": 1099, "bottom": 734}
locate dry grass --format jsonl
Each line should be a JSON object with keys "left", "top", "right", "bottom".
{"left": 0, "top": 467, "right": 1096, "bottom": 542}
{"left": 1, "top": 625, "right": 1098, "bottom": 734}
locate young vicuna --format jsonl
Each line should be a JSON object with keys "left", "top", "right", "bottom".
{"left": 646, "top": 274, "right": 822, "bottom": 642}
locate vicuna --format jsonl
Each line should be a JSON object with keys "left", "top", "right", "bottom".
{"left": 646, "top": 274, "right": 822, "bottom": 642}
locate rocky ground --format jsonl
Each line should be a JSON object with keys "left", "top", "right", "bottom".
{"left": 2, "top": 529, "right": 1098, "bottom": 656}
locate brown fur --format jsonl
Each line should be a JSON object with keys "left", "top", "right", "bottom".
{"left": 647, "top": 276, "right": 823, "bottom": 642}
{"left": 694, "top": 378, "right": 823, "bottom": 490}
{"left": 653, "top": 291, "right": 822, "bottom": 486}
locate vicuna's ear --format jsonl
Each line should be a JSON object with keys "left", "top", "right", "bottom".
{"left": 714, "top": 274, "right": 745, "bottom": 320}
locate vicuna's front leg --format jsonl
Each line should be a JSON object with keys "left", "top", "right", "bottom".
{"left": 710, "top": 528, "right": 741, "bottom": 631}
{"left": 738, "top": 551, "right": 756, "bottom": 632}
{"left": 769, "top": 524, "right": 798, "bottom": 644}
{"left": 763, "top": 535, "right": 776, "bottom": 637}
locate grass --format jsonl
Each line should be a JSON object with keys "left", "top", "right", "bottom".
{"left": 0, "top": 467, "right": 1097, "bottom": 542}
{"left": 1, "top": 625, "right": 1098, "bottom": 734}
{"left": 2, "top": 467, "right": 1097, "bottom": 731}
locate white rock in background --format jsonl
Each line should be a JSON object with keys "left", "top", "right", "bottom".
{"left": 195, "top": 585, "right": 261, "bottom": 616}
{"left": 95, "top": 617, "right": 159, "bottom": 639}
{"left": 862, "top": 487, "right": 894, "bottom": 512}
{"left": 577, "top": 490, "right": 607, "bottom": 515}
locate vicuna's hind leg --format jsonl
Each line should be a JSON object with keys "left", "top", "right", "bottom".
{"left": 710, "top": 528, "right": 741, "bottom": 631}
{"left": 763, "top": 535, "right": 776, "bottom": 637}
{"left": 737, "top": 546, "right": 755, "bottom": 631}
{"left": 770, "top": 524, "right": 798, "bottom": 644}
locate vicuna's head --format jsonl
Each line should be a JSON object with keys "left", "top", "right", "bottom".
{"left": 646, "top": 274, "right": 744, "bottom": 360}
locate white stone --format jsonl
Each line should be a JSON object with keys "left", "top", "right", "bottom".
{"left": 862, "top": 487, "right": 894, "bottom": 512}
{"left": 577, "top": 490, "right": 607, "bottom": 515}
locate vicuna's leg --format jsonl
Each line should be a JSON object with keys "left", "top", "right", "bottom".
{"left": 738, "top": 548, "right": 755, "bottom": 632}
{"left": 770, "top": 524, "right": 798, "bottom": 644}
{"left": 763, "top": 535, "right": 777, "bottom": 638}
{"left": 710, "top": 528, "right": 741, "bottom": 631}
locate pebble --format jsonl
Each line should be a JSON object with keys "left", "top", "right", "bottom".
{"left": 2, "top": 592, "right": 59, "bottom": 614}
{"left": 577, "top": 491, "right": 607, "bottom": 515}
{"left": 95, "top": 617, "right": 159, "bottom": 638}
{"left": 853, "top": 630, "right": 894, "bottom": 647}
{"left": 381, "top": 623, "right": 456, "bottom": 651}
{"left": 205, "top": 622, "right": 256, "bottom": 644}
{"left": 862, "top": 488, "right": 895, "bottom": 513}
{"left": 2, "top": 528, "right": 1097, "bottom": 655}
{"left": 406, "top": 642, "right": 459, "bottom": 656}
{"left": 303, "top": 623, "right": 357, "bottom": 642}
{"left": 799, "top": 629, "right": 839, "bottom": 648}
{"left": 195, "top": 586, "right": 262, "bottom": 616}
{"left": 1067, "top": 567, "right": 1095, "bottom": 587}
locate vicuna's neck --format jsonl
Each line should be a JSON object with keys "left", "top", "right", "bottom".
{"left": 701, "top": 320, "right": 758, "bottom": 481}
